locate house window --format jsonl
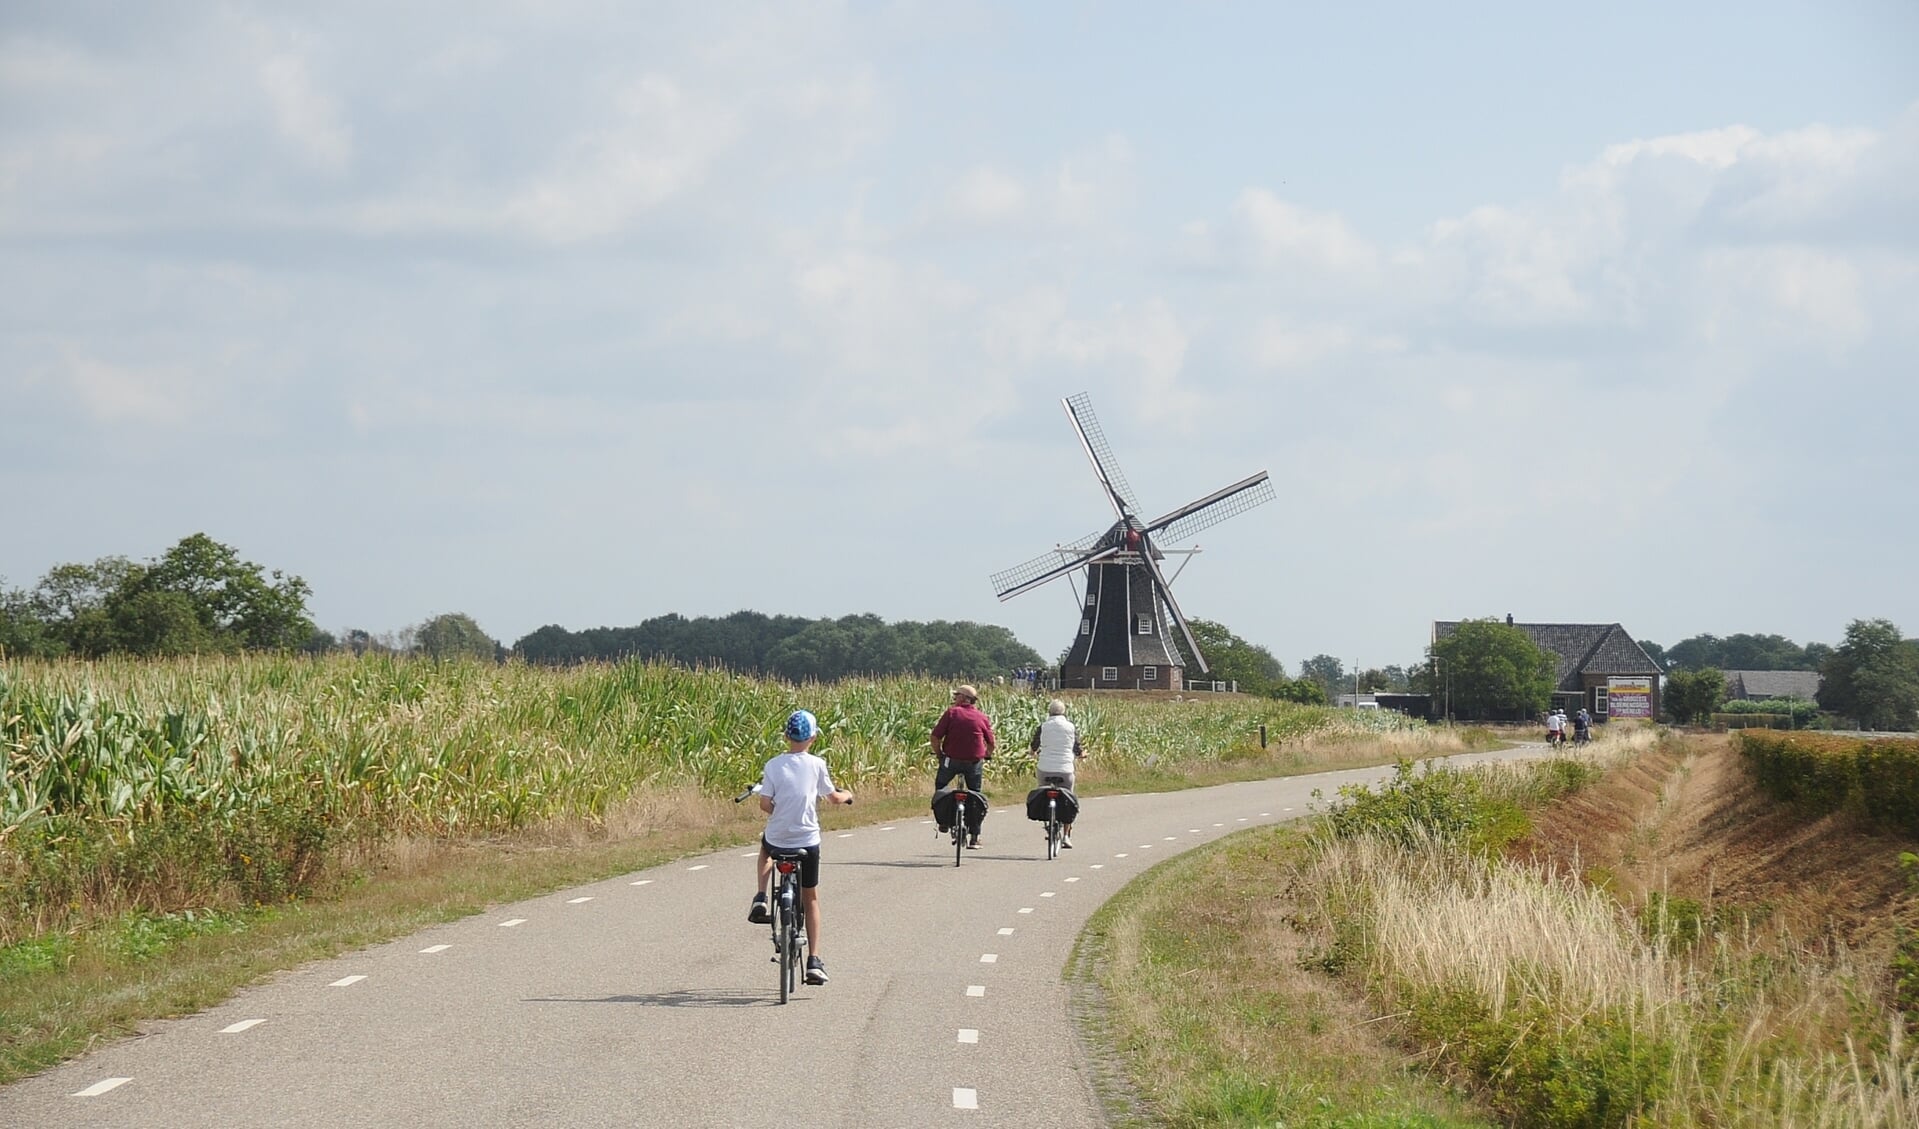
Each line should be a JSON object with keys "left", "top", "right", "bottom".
{"left": 1080, "top": 618, "right": 1092, "bottom": 636}
{"left": 1101, "top": 666, "right": 1118, "bottom": 682}
{"left": 1137, "top": 615, "right": 1153, "bottom": 635}
{"left": 1143, "top": 666, "right": 1157, "bottom": 682}
{"left": 1595, "top": 687, "right": 1609, "bottom": 715}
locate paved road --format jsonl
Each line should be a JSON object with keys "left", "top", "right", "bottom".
{"left": 2, "top": 748, "right": 1546, "bottom": 1127}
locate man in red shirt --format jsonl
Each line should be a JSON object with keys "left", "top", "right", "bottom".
{"left": 931, "top": 684, "right": 996, "bottom": 848}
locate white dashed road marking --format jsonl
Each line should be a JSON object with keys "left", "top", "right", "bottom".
{"left": 1213, "top": 822, "right": 1224, "bottom": 827}
{"left": 631, "top": 880, "right": 653, "bottom": 886}
{"left": 74, "top": 1078, "right": 131, "bottom": 1097}
{"left": 954, "top": 1087, "right": 979, "bottom": 1110}
{"left": 688, "top": 865, "right": 709, "bottom": 871}
{"left": 1040, "top": 892, "right": 1056, "bottom": 898}
{"left": 958, "top": 1029, "right": 979, "bottom": 1044}
{"left": 329, "top": 975, "right": 366, "bottom": 988}
{"left": 966, "top": 985, "right": 986, "bottom": 997}
{"left": 980, "top": 954, "right": 998, "bottom": 963}
{"left": 567, "top": 897, "right": 593, "bottom": 904}
{"left": 1017, "top": 907, "right": 1034, "bottom": 914}
{"left": 500, "top": 919, "right": 526, "bottom": 928}
{"left": 740, "top": 852, "right": 758, "bottom": 858}
{"left": 419, "top": 945, "right": 450, "bottom": 954}
{"left": 1090, "top": 864, "right": 1104, "bottom": 869}
{"left": 220, "top": 1019, "right": 265, "bottom": 1034}
{"left": 1065, "top": 877, "right": 1080, "bottom": 883}
{"left": 998, "top": 928, "right": 1014, "bottom": 935}
{"left": 1115, "top": 853, "right": 1128, "bottom": 858}
{"left": 1164, "top": 836, "right": 1177, "bottom": 841}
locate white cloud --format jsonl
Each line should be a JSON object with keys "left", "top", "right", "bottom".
{"left": 258, "top": 53, "right": 352, "bottom": 173}
{"left": 947, "top": 165, "right": 1027, "bottom": 224}
{"left": 1233, "top": 188, "right": 1378, "bottom": 275}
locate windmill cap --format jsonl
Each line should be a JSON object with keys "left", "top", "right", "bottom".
{"left": 953, "top": 685, "right": 980, "bottom": 701}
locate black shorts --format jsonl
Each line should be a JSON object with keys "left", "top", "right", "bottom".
{"left": 762, "top": 838, "right": 822, "bottom": 889}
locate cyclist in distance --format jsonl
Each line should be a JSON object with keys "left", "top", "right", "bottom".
{"left": 747, "top": 709, "right": 853, "bottom": 985}
{"left": 1029, "top": 699, "right": 1084, "bottom": 847}
{"left": 931, "top": 684, "right": 996, "bottom": 848}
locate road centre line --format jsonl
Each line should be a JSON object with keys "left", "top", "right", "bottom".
{"left": 958, "top": 1029, "right": 979, "bottom": 1044}
{"left": 631, "top": 880, "right": 653, "bottom": 886}
{"left": 740, "top": 852, "right": 757, "bottom": 858}
{"left": 419, "top": 945, "right": 450, "bottom": 954}
{"left": 1213, "top": 822, "right": 1223, "bottom": 827}
{"left": 1115, "top": 853, "right": 1128, "bottom": 857}
{"left": 837, "top": 833, "right": 854, "bottom": 838}
{"left": 954, "top": 1087, "right": 979, "bottom": 1109}
{"left": 998, "top": 928, "right": 1014, "bottom": 935}
{"left": 1065, "top": 877, "right": 1080, "bottom": 883}
{"left": 567, "top": 897, "right": 593, "bottom": 904}
{"left": 1261, "top": 812, "right": 1271, "bottom": 816}
{"left": 73, "top": 1077, "right": 132, "bottom": 1097}
{"left": 1040, "top": 892, "right": 1056, "bottom": 898}
{"left": 687, "top": 865, "right": 709, "bottom": 871}
{"left": 1237, "top": 818, "right": 1247, "bottom": 822}
{"left": 967, "top": 985, "right": 985, "bottom": 996}
{"left": 1018, "top": 907, "right": 1034, "bottom": 913}
{"left": 1090, "top": 864, "right": 1104, "bottom": 869}
{"left": 980, "top": 954, "right": 998, "bottom": 963}
{"left": 1164, "top": 836, "right": 1177, "bottom": 841}
{"left": 220, "top": 1019, "right": 265, "bottom": 1034}
{"left": 329, "top": 975, "right": 366, "bottom": 988}
{"left": 499, "top": 919, "right": 526, "bottom": 928}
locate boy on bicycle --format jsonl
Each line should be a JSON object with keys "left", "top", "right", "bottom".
{"left": 747, "top": 709, "right": 854, "bottom": 985}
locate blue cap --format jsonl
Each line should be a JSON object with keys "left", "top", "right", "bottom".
{"left": 784, "top": 709, "right": 820, "bottom": 743}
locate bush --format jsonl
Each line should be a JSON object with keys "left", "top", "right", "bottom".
{"left": 1734, "top": 731, "right": 1919, "bottom": 834}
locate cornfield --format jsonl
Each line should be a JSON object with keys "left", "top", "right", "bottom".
{"left": 2, "top": 654, "right": 1346, "bottom": 940}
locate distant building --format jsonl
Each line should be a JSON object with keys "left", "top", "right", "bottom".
{"left": 1432, "top": 616, "right": 1664, "bottom": 721}
{"left": 1723, "top": 670, "right": 1822, "bottom": 702}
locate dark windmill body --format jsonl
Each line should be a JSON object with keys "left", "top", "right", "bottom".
{"left": 990, "top": 394, "right": 1274, "bottom": 691}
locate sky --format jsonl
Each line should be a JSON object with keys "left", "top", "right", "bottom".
{"left": 4, "top": 1, "right": 1917, "bottom": 673}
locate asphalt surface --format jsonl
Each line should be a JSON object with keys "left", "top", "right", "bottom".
{"left": 1, "top": 747, "right": 1550, "bottom": 1127}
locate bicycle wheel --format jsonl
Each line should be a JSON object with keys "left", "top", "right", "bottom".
{"left": 1046, "top": 799, "right": 1060, "bottom": 860}
{"left": 953, "top": 797, "right": 965, "bottom": 867}
{"left": 775, "top": 884, "right": 793, "bottom": 1004}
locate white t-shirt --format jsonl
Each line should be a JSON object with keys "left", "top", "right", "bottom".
{"left": 760, "top": 750, "right": 838, "bottom": 849}
{"left": 1547, "top": 713, "right": 1564, "bottom": 733}
{"left": 1033, "top": 715, "right": 1080, "bottom": 775}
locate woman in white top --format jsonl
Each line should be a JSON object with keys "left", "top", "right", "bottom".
{"left": 1029, "top": 699, "right": 1084, "bottom": 845}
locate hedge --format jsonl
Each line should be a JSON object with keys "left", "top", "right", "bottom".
{"left": 1735, "top": 731, "right": 1919, "bottom": 835}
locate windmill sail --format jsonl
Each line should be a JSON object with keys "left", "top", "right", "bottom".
{"left": 1147, "top": 472, "right": 1275, "bottom": 543}
{"left": 1063, "top": 392, "right": 1140, "bottom": 518}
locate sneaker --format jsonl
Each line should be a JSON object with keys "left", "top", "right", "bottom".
{"left": 747, "top": 894, "right": 771, "bottom": 925}
{"left": 967, "top": 837, "right": 981, "bottom": 849}
{"left": 804, "top": 956, "right": 829, "bottom": 985}
{"left": 1061, "top": 832, "right": 1073, "bottom": 849}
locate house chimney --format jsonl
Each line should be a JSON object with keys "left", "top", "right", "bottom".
{"left": 1506, "top": 613, "right": 1514, "bottom": 625}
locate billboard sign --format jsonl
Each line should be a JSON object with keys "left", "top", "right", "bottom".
{"left": 1608, "top": 677, "right": 1653, "bottom": 718}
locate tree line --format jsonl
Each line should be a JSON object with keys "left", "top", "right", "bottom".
{"left": 513, "top": 611, "right": 1042, "bottom": 682}
{"left": 1, "top": 535, "right": 1045, "bottom": 682}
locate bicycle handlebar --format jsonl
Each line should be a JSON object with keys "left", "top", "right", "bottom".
{"left": 732, "top": 783, "right": 763, "bottom": 804}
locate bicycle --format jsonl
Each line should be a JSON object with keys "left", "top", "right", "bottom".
{"left": 1026, "top": 778, "right": 1078, "bottom": 860}
{"left": 735, "top": 784, "right": 809, "bottom": 1003}
{"left": 932, "top": 786, "right": 987, "bottom": 867}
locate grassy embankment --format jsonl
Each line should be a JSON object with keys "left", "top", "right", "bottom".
{"left": 1086, "top": 725, "right": 1919, "bottom": 1127}
{"left": 0, "top": 653, "right": 1490, "bottom": 1084}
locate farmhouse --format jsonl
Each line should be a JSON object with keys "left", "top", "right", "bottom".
{"left": 1433, "top": 616, "right": 1664, "bottom": 721}
{"left": 1723, "top": 670, "right": 1822, "bottom": 702}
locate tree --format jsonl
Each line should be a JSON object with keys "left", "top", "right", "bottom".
{"left": 0, "top": 579, "right": 59, "bottom": 657}
{"left": 1818, "top": 618, "right": 1919, "bottom": 731}
{"left": 1170, "top": 619, "right": 1286, "bottom": 695}
{"left": 416, "top": 613, "right": 499, "bottom": 661}
{"left": 1664, "top": 632, "right": 1824, "bottom": 672}
{"left": 1664, "top": 667, "right": 1726, "bottom": 725}
{"left": 128, "top": 533, "right": 314, "bottom": 651}
{"left": 1298, "top": 655, "right": 1347, "bottom": 699}
{"left": 1427, "top": 619, "right": 1556, "bottom": 720}
{"left": 1639, "top": 639, "right": 1668, "bottom": 670}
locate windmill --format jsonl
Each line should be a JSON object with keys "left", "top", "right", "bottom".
{"left": 989, "top": 392, "right": 1275, "bottom": 691}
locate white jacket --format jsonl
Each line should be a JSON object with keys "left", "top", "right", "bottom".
{"left": 1033, "top": 715, "right": 1081, "bottom": 775}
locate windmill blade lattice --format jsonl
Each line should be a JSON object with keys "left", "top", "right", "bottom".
{"left": 1064, "top": 392, "right": 1141, "bottom": 516}
{"left": 989, "top": 531, "right": 1109, "bottom": 599}
{"left": 1148, "top": 473, "right": 1275, "bottom": 544}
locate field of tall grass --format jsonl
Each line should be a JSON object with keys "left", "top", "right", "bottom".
{"left": 2, "top": 653, "right": 1363, "bottom": 942}
{"left": 1299, "top": 740, "right": 1919, "bottom": 1128}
